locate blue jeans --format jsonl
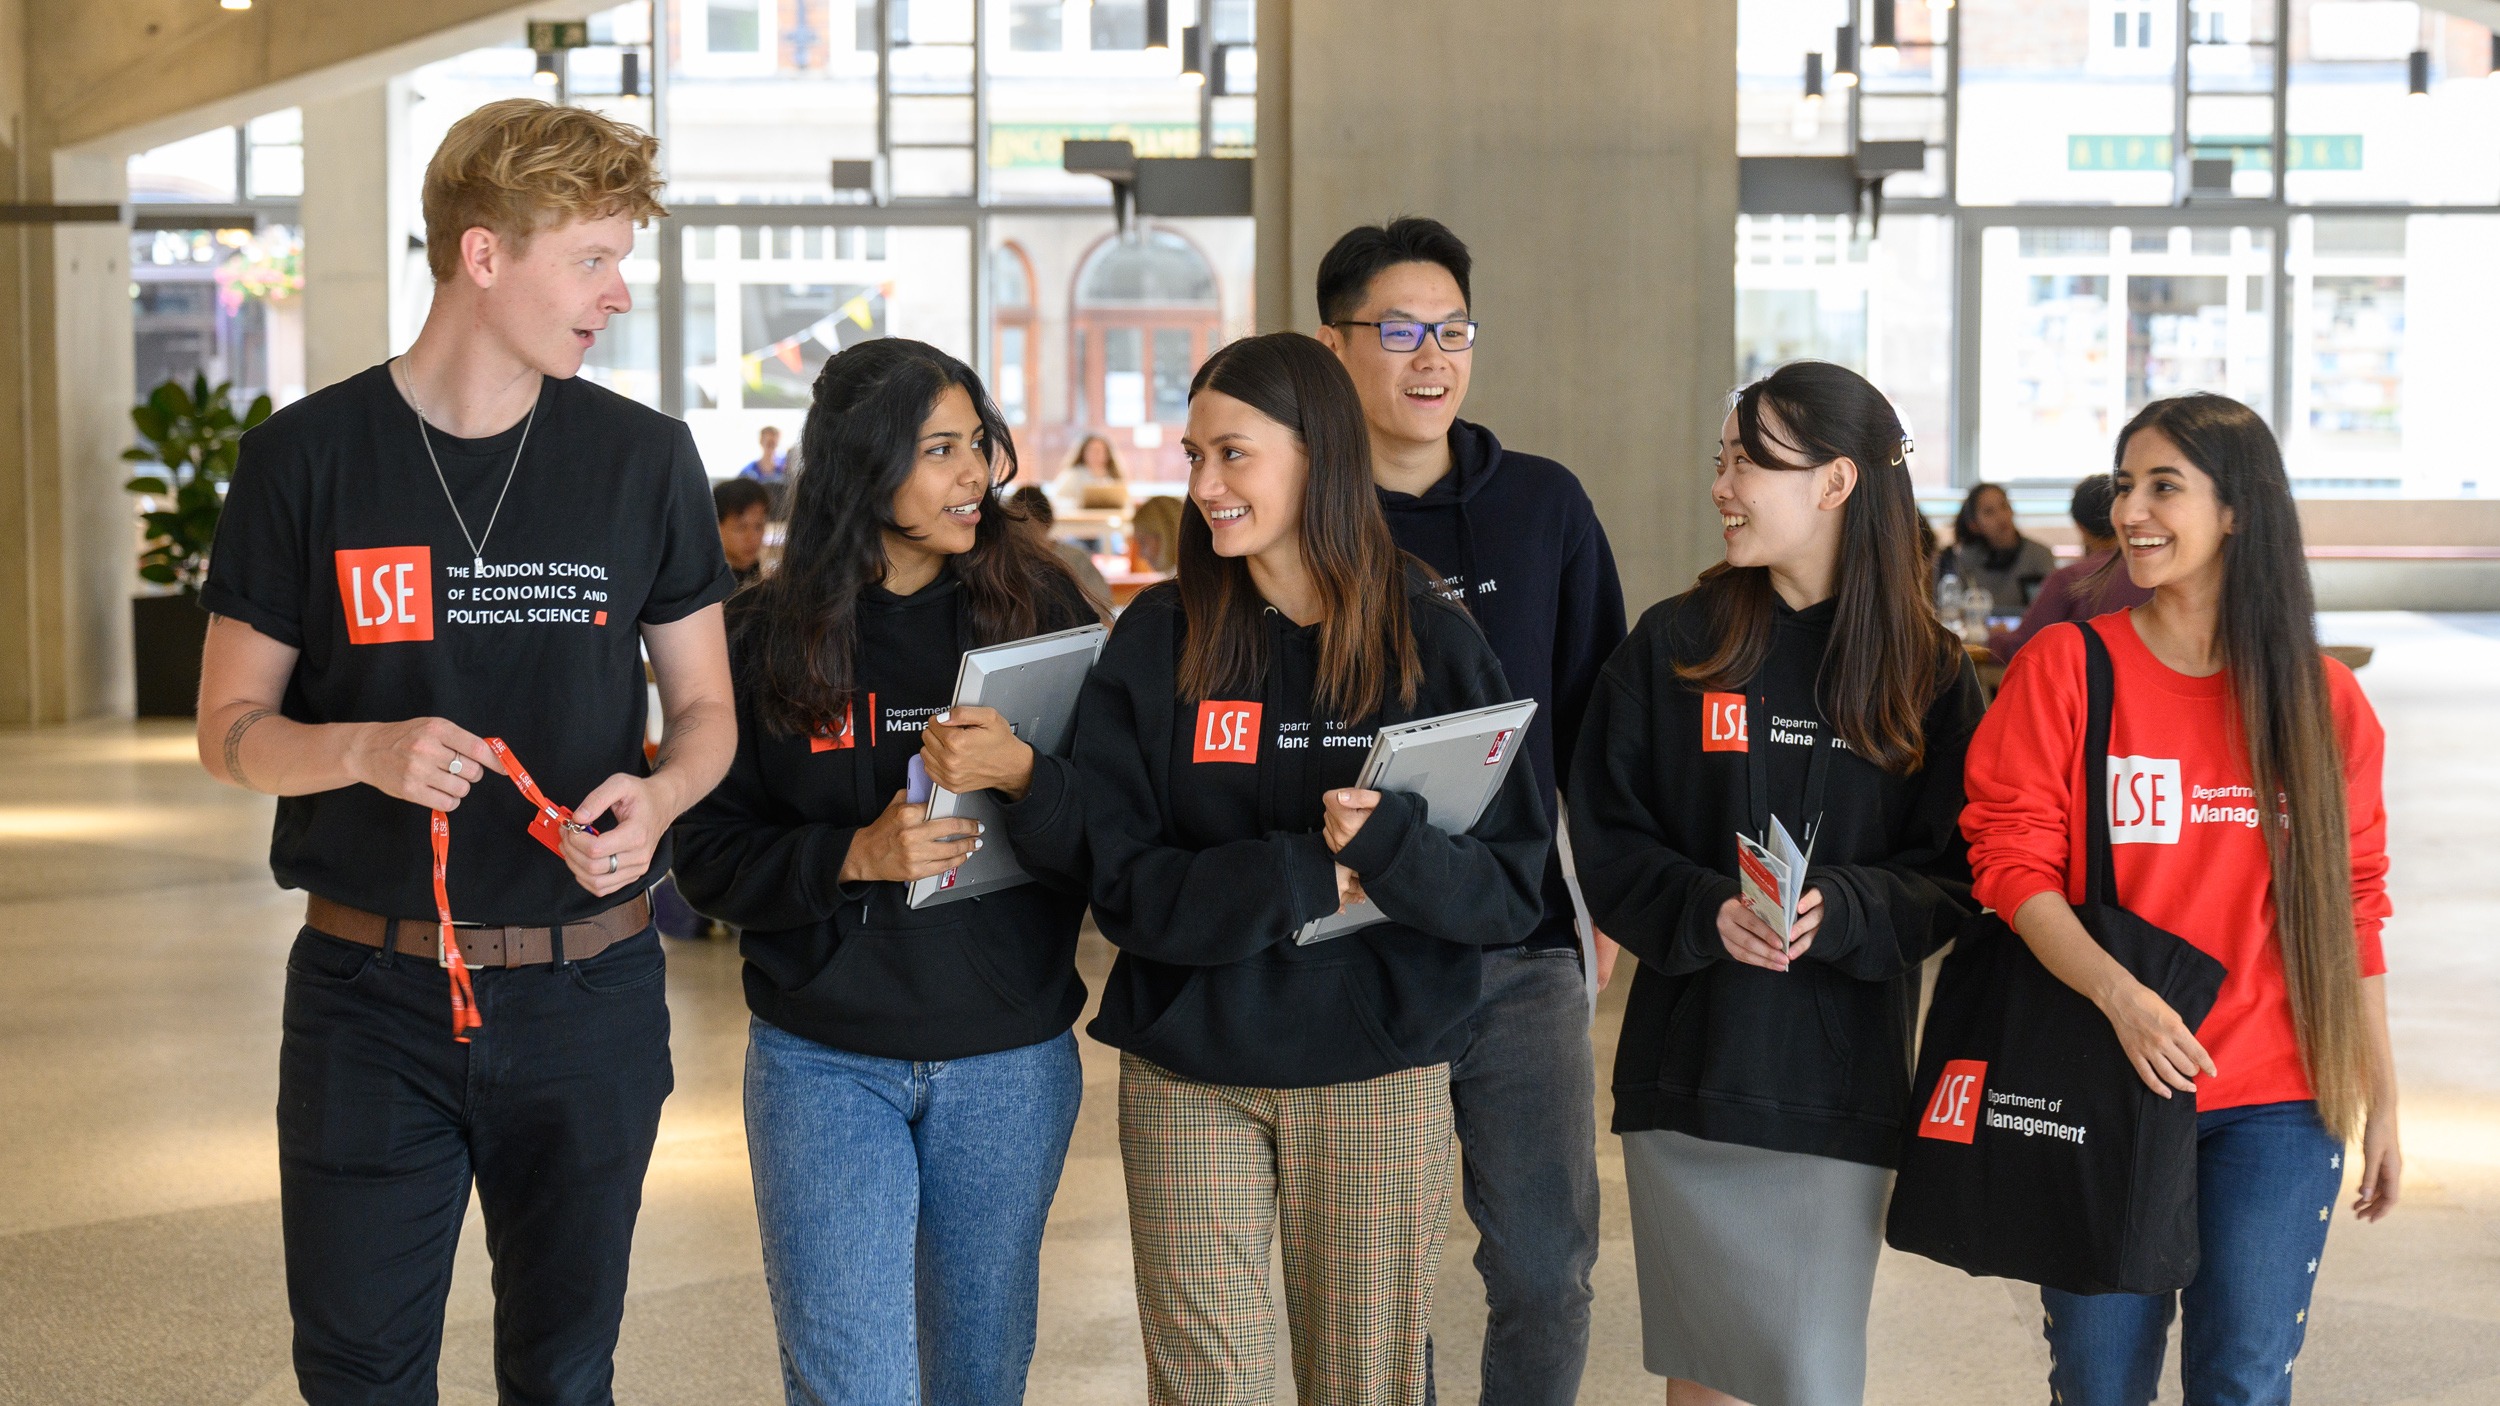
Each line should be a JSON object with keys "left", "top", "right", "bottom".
{"left": 745, "top": 1020, "right": 1083, "bottom": 1406}
{"left": 1434, "top": 944, "right": 1600, "bottom": 1406}
{"left": 2042, "top": 1101, "right": 2346, "bottom": 1406}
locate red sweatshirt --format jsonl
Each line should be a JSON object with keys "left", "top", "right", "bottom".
{"left": 1962, "top": 612, "right": 2389, "bottom": 1112}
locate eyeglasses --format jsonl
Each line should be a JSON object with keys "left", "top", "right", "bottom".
{"left": 1330, "top": 318, "right": 1478, "bottom": 353}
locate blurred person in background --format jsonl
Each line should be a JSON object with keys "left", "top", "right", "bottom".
{"left": 1129, "top": 494, "right": 1183, "bottom": 575}
{"left": 1053, "top": 432, "right": 1130, "bottom": 511}
{"left": 1009, "top": 485, "right": 1113, "bottom": 612}
{"left": 1938, "top": 482, "right": 2054, "bottom": 611}
{"left": 715, "top": 477, "right": 772, "bottom": 590}
{"left": 741, "top": 425, "right": 788, "bottom": 482}
{"left": 1987, "top": 474, "right": 2153, "bottom": 665}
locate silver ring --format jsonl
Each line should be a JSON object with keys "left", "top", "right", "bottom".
{"left": 446, "top": 756, "right": 463, "bottom": 777}
{"left": 608, "top": 853, "right": 619, "bottom": 875}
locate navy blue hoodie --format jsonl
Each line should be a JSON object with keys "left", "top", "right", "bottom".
{"left": 1376, "top": 419, "right": 1628, "bottom": 951}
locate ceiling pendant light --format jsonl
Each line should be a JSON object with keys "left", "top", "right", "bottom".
{"left": 2407, "top": 48, "right": 2429, "bottom": 98}
{"left": 1805, "top": 52, "right": 1825, "bottom": 102}
{"left": 1833, "top": 23, "right": 1860, "bottom": 87}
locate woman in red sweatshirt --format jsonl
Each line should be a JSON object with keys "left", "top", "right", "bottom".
{"left": 1962, "top": 392, "right": 2399, "bottom": 1406}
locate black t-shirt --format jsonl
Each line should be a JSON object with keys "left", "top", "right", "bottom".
{"left": 201, "top": 363, "right": 734, "bottom": 925}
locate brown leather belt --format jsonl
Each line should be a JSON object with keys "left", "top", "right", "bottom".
{"left": 307, "top": 892, "right": 652, "bottom": 968}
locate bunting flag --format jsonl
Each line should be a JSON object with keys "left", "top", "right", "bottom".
{"left": 738, "top": 286, "right": 893, "bottom": 385}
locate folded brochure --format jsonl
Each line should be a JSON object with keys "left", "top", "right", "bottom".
{"left": 1734, "top": 814, "right": 1815, "bottom": 954}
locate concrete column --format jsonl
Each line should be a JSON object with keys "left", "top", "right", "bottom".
{"left": 301, "top": 82, "right": 397, "bottom": 391}
{"left": 1254, "top": 0, "right": 1738, "bottom": 611}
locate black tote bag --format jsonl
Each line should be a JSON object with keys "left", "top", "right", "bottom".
{"left": 1885, "top": 623, "right": 2229, "bottom": 1297}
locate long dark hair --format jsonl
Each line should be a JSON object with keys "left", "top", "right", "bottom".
{"left": 739, "top": 338, "right": 1087, "bottom": 738}
{"left": 1176, "top": 332, "right": 1421, "bottom": 720}
{"left": 1677, "top": 361, "right": 1958, "bottom": 774}
{"left": 2112, "top": 393, "right": 2367, "bottom": 1139}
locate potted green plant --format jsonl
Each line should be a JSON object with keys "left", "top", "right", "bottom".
{"left": 124, "top": 373, "right": 271, "bottom": 716}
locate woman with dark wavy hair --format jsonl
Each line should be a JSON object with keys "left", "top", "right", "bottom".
{"left": 1070, "top": 332, "right": 1549, "bottom": 1404}
{"left": 1569, "top": 360, "right": 1983, "bottom": 1406}
{"left": 672, "top": 338, "right": 1101, "bottom": 1406}
{"left": 1964, "top": 392, "right": 2398, "bottom": 1405}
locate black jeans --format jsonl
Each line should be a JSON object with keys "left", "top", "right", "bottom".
{"left": 278, "top": 923, "right": 673, "bottom": 1406}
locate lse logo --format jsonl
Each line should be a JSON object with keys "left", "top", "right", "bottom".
{"left": 1919, "top": 1059, "right": 1986, "bottom": 1144}
{"left": 1702, "top": 693, "right": 1748, "bottom": 752}
{"left": 1192, "top": 700, "right": 1263, "bottom": 764}
{"left": 335, "top": 547, "right": 433, "bottom": 644}
{"left": 1484, "top": 728, "right": 1514, "bottom": 766}
{"left": 809, "top": 702, "right": 857, "bottom": 752}
{"left": 2107, "top": 755, "right": 2183, "bottom": 845}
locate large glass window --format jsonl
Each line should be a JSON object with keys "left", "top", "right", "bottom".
{"left": 1734, "top": 213, "right": 1956, "bottom": 488}
{"left": 2285, "top": 214, "right": 2500, "bottom": 497}
{"left": 1975, "top": 223, "right": 2274, "bottom": 482}
{"left": 679, "top": 220, "right": 971, "bottom": 474}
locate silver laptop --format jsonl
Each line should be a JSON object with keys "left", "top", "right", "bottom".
{"left": 908, "top": 623, "right": 1110, "bottom": 909}
{"left": 1293, "top": 698, "right": 1540, "bottom": 945}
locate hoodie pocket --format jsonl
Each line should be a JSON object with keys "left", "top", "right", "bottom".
{"left": 791, "top": 920, "right": 1019, "bottom": 1041}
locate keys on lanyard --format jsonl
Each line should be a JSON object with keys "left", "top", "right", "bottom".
{"left": 428, "top": 736, "right": 600, "bottom": 1043}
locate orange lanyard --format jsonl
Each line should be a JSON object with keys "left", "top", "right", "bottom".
{"left": 428, "top": 736, "right": 596, "bottom": 1043}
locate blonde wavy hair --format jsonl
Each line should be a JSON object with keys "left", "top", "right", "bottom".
{"left": 422, "top": 99, "right": 667, "bottom": 283}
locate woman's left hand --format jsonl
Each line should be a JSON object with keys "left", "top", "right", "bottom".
{"left": 1322, "top": 788, "right": 1380, "bottom": 853}
{"left": 2353, "top": 1107, "right": 2402, "bottom": 1222}
{"left": 919, "top": 706, "right": 1036, "bottom": 802}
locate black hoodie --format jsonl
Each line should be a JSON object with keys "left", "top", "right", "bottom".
{"left": 1567, "top": 591, "right": 1984, "bottom": 1166}
{"left": 1076, "top": 576, "right": 1551, "bottom": 1089}
{"left": 671, "top": 569, "right": 1097, "bottom": 1061}
{"left": 1375, "top": 420, "right": 1627, "bottom": 951}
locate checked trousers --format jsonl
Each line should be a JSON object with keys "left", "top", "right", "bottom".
{"left": 1117, "top": 1052, "right": 1456, "bottom": 1406}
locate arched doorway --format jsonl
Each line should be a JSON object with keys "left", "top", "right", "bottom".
{"left": 1070, "top": 227, "right": 1221, "bottom": 482}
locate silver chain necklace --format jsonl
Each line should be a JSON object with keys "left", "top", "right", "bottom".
{"left": 395, "top": 357, "right": 537, "bottom": 579}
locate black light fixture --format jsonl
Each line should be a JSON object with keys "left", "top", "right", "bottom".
{"left": 1145, "top": 0, "right": 1169, "bottom": 51}
{"left": 1833, "top": 23, "right": 1859, "bottom": 86}
{"left": 2408, "top": 48, "right": 2429, "bottom": 97}
{"left": 1181, "top": 24, "right": 1204, "bottom": 82}
{"left": 533, "top": 50, "right": 560, "bottom": 86}
{"left": 1871, "top": 0, "right": 1898, "bottom": 57}
{"left": 1804, "top": 52, "right": 1825, "bottom": 102}
{"left": 621, "top": 50, "right": 641, "bottom": 97}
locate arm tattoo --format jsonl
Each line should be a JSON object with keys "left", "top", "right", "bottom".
{"left": 224, "top": 708, "right": 275, "bottom": 791}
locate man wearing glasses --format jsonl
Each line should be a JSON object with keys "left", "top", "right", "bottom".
{"left": 1316, "top": 217, "right": 1625, "bottom": 1406}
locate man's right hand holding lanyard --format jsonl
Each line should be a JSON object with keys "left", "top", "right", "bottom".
{"left": 195, "top": 607, "right": 734, "bottom": 900}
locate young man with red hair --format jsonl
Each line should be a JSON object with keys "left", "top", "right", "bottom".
{"left": 195, "top": 99, "right": 735, "bottom": 1404}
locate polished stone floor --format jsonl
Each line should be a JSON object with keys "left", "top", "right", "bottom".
{"left": 1, "top": 612, "right": 2495, "bottom": 1405}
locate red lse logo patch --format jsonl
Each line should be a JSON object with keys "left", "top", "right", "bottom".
{"left": 1192, "top": 700, "right": 1262, "bottom": 763}
{"left": 1485, "top": 728, "right": 1514, "bottom": 766}
{"left": 1919, "top": 1059, "right": 1987, "bottom": 1144}
{"left": 1702, "top": 692, "right": 1748, "bottom": 752}
{"left": 335, "top": 546, "right": 433, "bottom": 644}
{"left": 810, "top": 702, "right": 858, "bottom": 752}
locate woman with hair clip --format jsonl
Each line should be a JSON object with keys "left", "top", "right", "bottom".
{"left": 1963, "top": 393, "right": 2397, "bottom": 1405}
{"left": 1070, "top": 331, "right": 1549, "bottom": 1405}
{"left": 670, "top": 338, "right": 1101, "bottom": 1406}
{"left": 1568, "top": 360, "right": 1984, "bottom": 1406}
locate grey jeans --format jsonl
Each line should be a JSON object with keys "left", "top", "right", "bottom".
{"left": 1433, "top": 943, "right": 1601, "bottom": 1406}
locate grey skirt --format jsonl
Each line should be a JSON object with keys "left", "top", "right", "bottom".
{"left": 1620, "top": 1129, "right": 1892, "bottom": 1406}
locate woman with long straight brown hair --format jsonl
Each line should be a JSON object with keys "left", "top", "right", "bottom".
{"left": 1567, "top": 360, "right": 1983, "bottom": 1406}
{"left": 1963, "top": 392, "right": 2398, "bottom": 1405}
{"left": 1068, "top": 331, "right": 1548, "bottom": 1405}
